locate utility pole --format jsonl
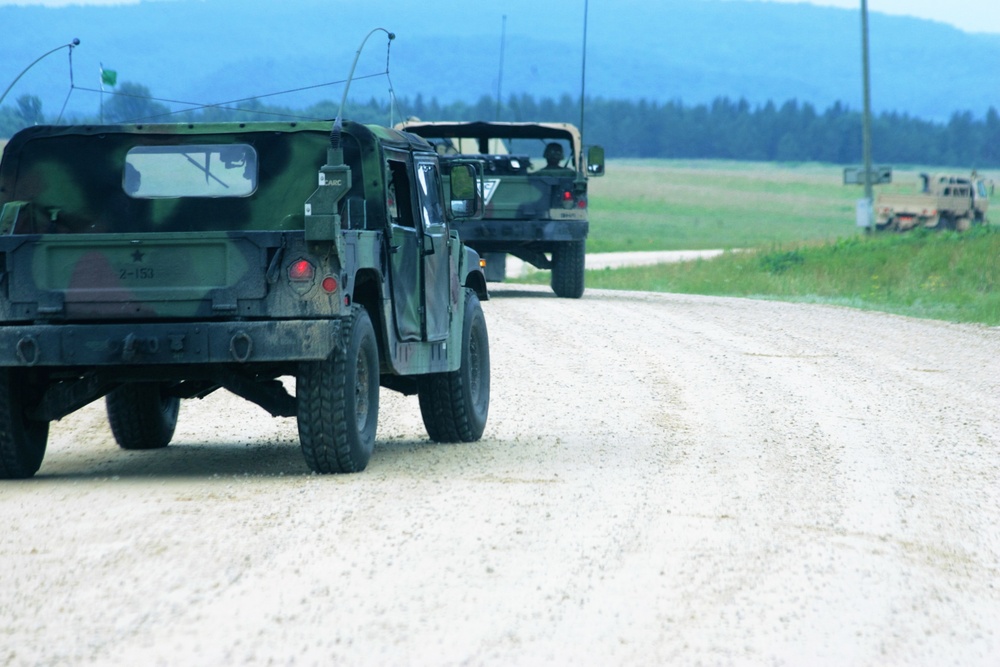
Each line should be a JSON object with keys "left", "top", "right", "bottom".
{"left": 860, "top": 0, "right": 874, "bottom": 231}
{"left": 496, "top": 15, "right": 507, "bottom": 121}
{"left": 579, "top": 0, "right": 589, "bottom": 142}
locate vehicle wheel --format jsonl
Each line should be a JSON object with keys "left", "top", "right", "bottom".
{"left": 105, "top": 383, "right": 180, "bottom": 450}
{"left": 418, "top": 289, "right": 490, "bottom": 443}
{"left": 0, "top": 368, "right": 50, "bottom": 479}
{"left": 551, "top": 240, "right": 586, "bottom": 298}
{"left": 937, "top": 214, "right": 954, "bottom": 231}
{"left": 298, "top": 305, "right": 379, "bottom": 473}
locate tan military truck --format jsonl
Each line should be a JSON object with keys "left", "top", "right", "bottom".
{"left": 875, "top": 172, "right": 991, "bottom": 231}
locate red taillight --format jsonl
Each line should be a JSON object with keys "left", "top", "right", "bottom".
{"left": 321, "top": 276, "right": 338, "bottom": 293}
{"left": 577, "top": 199, "right": 587, "bottom": 209}
{"left": 288, "top": 259, "right": 315, "bottom": 282}
{"left": 562, "top": 190, "right": 573, "bottom": 201}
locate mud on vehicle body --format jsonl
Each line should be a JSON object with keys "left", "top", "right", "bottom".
{"left": 0, "top": 120, "right": 491, "bottom": 478}
{"left": 396, "top": 121, "right": 605, "bottom": 299}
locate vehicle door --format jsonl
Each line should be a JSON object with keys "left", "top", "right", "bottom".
{"left": 386, "top": 153, "right": 422, "bottom": 342}
{"left": 414, "top": 156, "right": 452, "bottom": 342}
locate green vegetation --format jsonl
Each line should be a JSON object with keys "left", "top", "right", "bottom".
{"left": 524, "top": 160, "right": 1000, "bottom": 325}
{"left": 586, "top": 160, "right": 859, "bottom": 251}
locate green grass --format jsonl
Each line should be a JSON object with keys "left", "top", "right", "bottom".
{"left": 568, "top": 228, "right": 1000, "bottom": 325}
{"left": 524, "top": 160, "right": 1000, "bottom": 325}
{"left": 586, "top": 160, "right": 861, "bottom": 252}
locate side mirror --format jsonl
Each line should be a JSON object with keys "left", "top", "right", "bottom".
{"left": 450, "top": 162, "right": 476, "bottom": 200}
{"left": 587, "top": 145, "right": 605, "bottom": 176}
{"left": 444, "top": 161, "right": 484, "bottom": 220}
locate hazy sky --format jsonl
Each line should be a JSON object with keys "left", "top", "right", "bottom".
{"left": 1, "top": 0, "right": 998, "bottom": 35}
{"left": 752, "top": 0, "right": 1000, "bottom": 34}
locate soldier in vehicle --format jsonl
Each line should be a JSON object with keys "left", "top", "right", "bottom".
{"left": 536, "top": 142, "right": 575, "bottom": 176}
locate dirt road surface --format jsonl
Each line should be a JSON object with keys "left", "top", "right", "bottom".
{"left": 3, "top": 285, "right": 999, "bottom": 666}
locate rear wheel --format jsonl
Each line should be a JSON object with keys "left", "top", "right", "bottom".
{"left": 551, "top": 240, "right": 585, "bottom": 298}
{"left": 0, "top": 368, "right": 49, "bottom": 479}
{"left": 298, "top": 306, "right": 379, "bottom": 473}
{"left": 105, "top": 383, "right": 180, "bottom": 450}
{"left": 418, "top": 289, "right": 490, "bottom": 442}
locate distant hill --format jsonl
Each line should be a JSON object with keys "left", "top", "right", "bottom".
{"left": 1, "top": 0, "right": 999, "bottom": 123}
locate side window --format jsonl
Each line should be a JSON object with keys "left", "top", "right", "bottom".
{"left": 387, "top": 159, "right": 415, "bottom": 228}
{"left": 416, "top": 162, "right": 445, "bottom": 229}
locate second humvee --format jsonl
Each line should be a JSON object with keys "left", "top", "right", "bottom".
{"left": 396, "top": 121, "right": 605, "bottom": 298}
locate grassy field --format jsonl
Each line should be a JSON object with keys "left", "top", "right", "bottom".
{"left": 586, "top": 160, "right": 865, "bottom": 251}
{"left": 529, "top": 160, "right": 1000, "bottom": 325}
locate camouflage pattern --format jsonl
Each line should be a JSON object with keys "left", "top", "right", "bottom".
{"left": 0, "top": 120, "right": 488, "bottom": 421}
{"left": 394, "top": 121, "right": 604, "bottom": 286}
{"left": 875, "top": 172, "right": 991, "bottom": 231}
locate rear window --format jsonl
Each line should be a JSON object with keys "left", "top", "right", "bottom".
{"left": 124, "top": 144, "right": 258, "bottom": 198}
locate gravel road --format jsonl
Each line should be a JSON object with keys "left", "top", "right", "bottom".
{"left": 2, "top": 285, "right": 999, "bottom": 666}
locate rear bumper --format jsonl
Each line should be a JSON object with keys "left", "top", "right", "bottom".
{"left": 0, "top": 319, "right": 341, "bottom": 367}
{"left": 457, "top": 218, "right": 588, "bottom": 247}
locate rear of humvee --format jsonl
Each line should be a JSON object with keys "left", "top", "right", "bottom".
{"left": 0, "top": 123, "right": 353, "bottom": 477}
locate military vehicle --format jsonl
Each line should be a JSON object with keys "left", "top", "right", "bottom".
{"left": 0, "top": 119, "right": 491, "bottom": 478}
{"left": 395, "top": 121, "right": 605, "bottom": 299}
{"left": 875, "top": 172, "right": 991, "bottom": 231}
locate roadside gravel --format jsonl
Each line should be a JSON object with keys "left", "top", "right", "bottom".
{"left": 2, "top": 285, "right": 998, "bottom": 666}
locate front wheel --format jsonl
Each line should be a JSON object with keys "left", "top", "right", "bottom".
{"left": 418, "top": 289, "right": 490, "bottom": 442}
{"left": 105, "top": 383, "right": 180, "bottom": 450}
{"left": 551, "top": 240, "right": 585, "bottom": 298}
{"left": 0, "top": 368, "right": 50, "bottom": 479}
{"left": 298, "top": 306, "right": 380, "bottom": 473}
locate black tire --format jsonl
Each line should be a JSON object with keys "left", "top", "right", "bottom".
{"left": 298, "top": 305, "right": 379, "bottom": 473}
{"left": 0, "top": 368, "right": 49, "bottom": 479}
{"left": 418, "top": 289, "right": 490, "bottom": 443}
{"left": 551, "top": 240, "right": 586, "bottom": 298}
{"left": 105, "top": 383, "right": 180, "bottom": 450}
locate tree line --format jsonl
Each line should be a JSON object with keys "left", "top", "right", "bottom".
{"left": 4, "top": 84, "right": 1000, "bottom": 168}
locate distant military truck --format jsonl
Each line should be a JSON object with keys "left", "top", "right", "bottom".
{"left": 875, "top": 172, "right": 991, "bottom": 231}
{"left": 395, "top": 121, "right": 605, "bottom": 299}
{"left": 0, "top": 119, "right": 491, "bottom": 478}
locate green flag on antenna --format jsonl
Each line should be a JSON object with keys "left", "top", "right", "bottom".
{"left": 101, "top": 67, "right": 117, "bottom": 87}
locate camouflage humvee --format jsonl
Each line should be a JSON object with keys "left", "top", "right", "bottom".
{"left": 395, "top": 121, "right": 605, "bottom": 299}
{"left": 0, "top": 120, "right": 490, "bottom": 478}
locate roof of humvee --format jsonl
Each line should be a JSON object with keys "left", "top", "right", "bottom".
{"left": 393, "top": 121, "right": 580, "bottom": 148}
{"left": 1, "top": 120, "right": 433, "bottom": 154}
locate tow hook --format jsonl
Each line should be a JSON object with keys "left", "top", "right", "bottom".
{"left": 16, "top": 336, "right": 39, "bottom": 366}
{"left": 229, "top": 331, "right": 253, "bottom": 363}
